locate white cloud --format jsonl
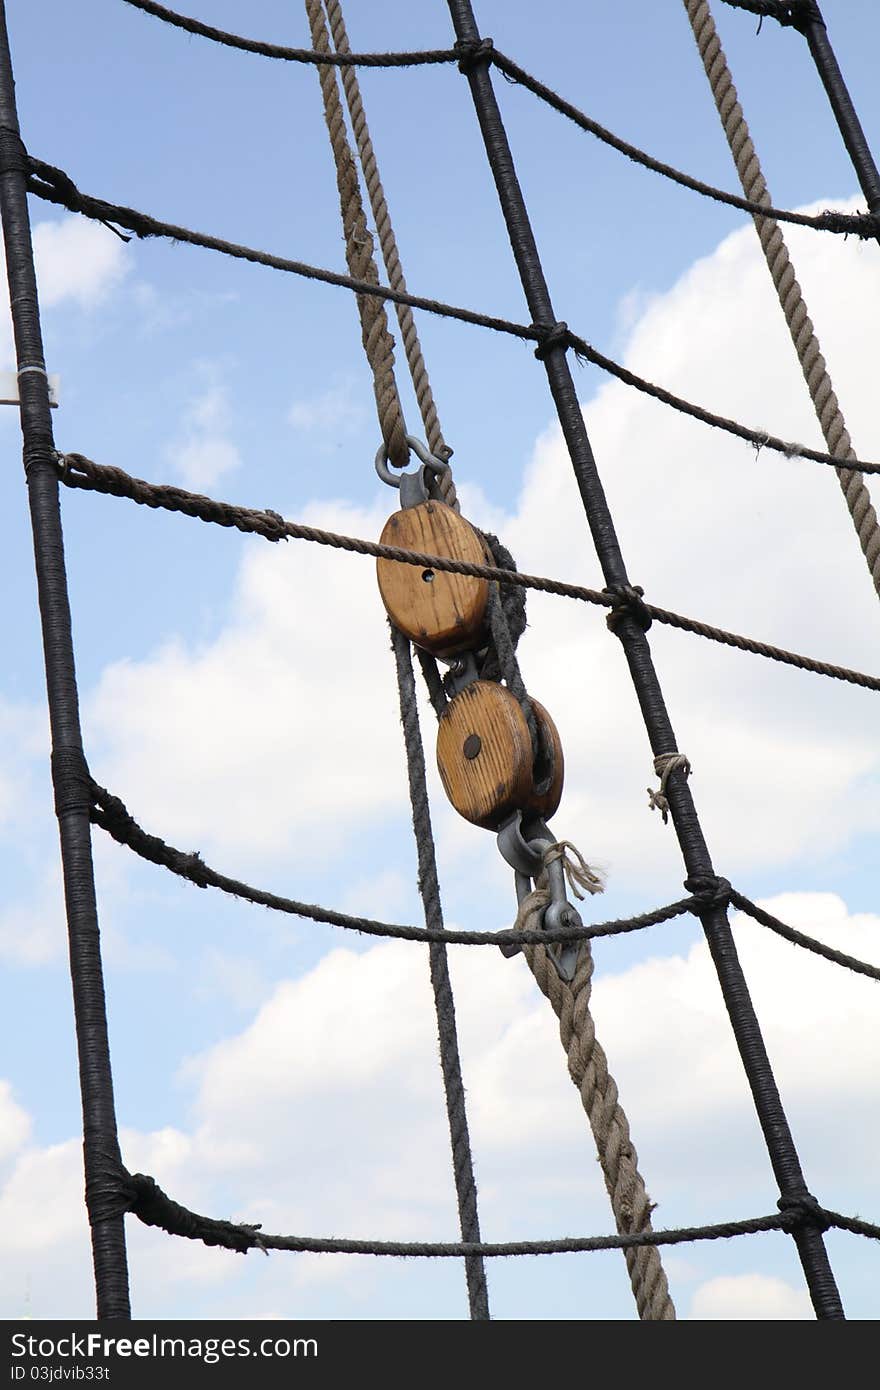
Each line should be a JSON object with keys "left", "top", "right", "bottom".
{"left": 689, "top": 1274, "right": 813, "bottom": 1320}
{"left": 0, "top": 1082, "right": 31, "bottom": 1162}
{"left": 33, "top": 218, "right": 130, "bottom": 310}
{"left": 166, "top": 381, "right": 242, "bottom": 489}
{"left": 1, "top": 890, "right": 876, "bottom": 1318}
{"left": 288, "top": 378, "right": 366, "bottom": 439}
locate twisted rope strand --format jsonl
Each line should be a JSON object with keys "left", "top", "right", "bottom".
{"left": 325, "top": 0, "right": 457, "bottom": 510}
{"left": 685, "top": 0, "right": 880, "bottom": 599}
{"left": 517, "top": 890, "right": 675, "bottom": 1319}
{"left": 305, "top": 0, "right": 408, "bottom": 468}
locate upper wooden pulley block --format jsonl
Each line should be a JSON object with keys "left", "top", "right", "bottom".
{"left": 376, "top": 502, "right": 490, "bottom": 658}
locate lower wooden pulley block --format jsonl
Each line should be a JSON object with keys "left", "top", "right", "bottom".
{"left": 376, "top": 501, "right": 490, "bottom": 658}
{"left": 436, "top": 680, "right": 564, "bottom": 830}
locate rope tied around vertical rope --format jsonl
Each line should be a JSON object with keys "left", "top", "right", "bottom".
{"left": 683, "top": 873, "right": 733, "bottom": 913}
{"left": 454, "top": 36, "right": 494, "bottom": 73}
{"left": 533, "top": 320, "right": 574, "bottom": 362}
{"left": 778, "top": 1191, "right": 832, "bottom": 1235}
{"left": 604, "top": 583, "right": 653, "bottom": 634}
{"left": 719, "top": 0, "right": 823, "bottom": 31}
{"left": 647, "top": 753, "right": 692, "bottom": 824}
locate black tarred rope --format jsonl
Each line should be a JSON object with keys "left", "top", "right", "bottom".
{"left": 100, "top": 1160, "right": 880, "bottom": 1256}
{"left": 0, "top": 2, "right": 130, "bottom": 1320}
{"left": 447, "top": 0, "right": 845, "bottom": 1320}
{"left": 390, "top": 627, "right": 489, "bottom": 1319}
{"left": 119, "top": 0, "right": 878, "bottom": 240}
{"left": 25, "top": 160, "right": 880, "bottom": 477}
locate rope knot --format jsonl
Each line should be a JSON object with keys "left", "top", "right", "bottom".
{"left": 543, "top": 840, "right": 604, "bottom": 899}
{"left": 777, "top": 1191, "right": 831, "bottom": 1233}
{"left": 453, "top": 36, "right": 495, "bottom": 74}
{"left": 604, "top": 582, "right": 652, "bottom": 634}
{"left": 532, "top": 321, "right": 572, "bottom": 361}
{"left": 647, "top": 752, "right": 691, "bottom": 824}
{"left": 260, "top": 508, "right": 288, "bottom": 541}
{"left": 684, "top": 873, "right": 732, "bottom": 913}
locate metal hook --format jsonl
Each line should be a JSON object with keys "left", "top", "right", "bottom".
{"left": 375, "top": 435, "right": 451, "bottom": 508}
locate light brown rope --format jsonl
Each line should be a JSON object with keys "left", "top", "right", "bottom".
{"left": 684, "top": 0, "right": 880, "bottom": 597}
{"left": 516, "top": 872, "right": 676, "bottom": 1320}
{"left": 321, "top": 0, "right": 459, "bottom": 512}
{"left": 304, "top": 0, "right": 408, "bottom": 469}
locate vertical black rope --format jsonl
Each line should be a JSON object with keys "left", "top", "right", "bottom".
{"left": 788, "top": 2, "right": 880, "bottom": 231}
{"left": 0, "top": 1, "right": 130, "bottom": 1320}
{"left": 447, "top": 0, "right": 844, "bottom": 1319}
{"left": 390, "top": 624, "right": 490, "bottom": 1319}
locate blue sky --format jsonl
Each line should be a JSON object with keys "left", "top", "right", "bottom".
{"left": 1, "top": 0, "right": 879, "bottom": 1322}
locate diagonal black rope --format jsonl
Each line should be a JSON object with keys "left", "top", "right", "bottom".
{"left": 26, "top": 160, "right": 880, "bottom": 478}
{"left": 116, "top": 0, "right": 877, "bottom": 240}
{"left": 490, "top": 49, "right": 876, "bottom": 239}
{"left": 390, "top": 625, "right": 489, "bottom": 1319}
{"left": 0, "top": 3, "right": 131, "bottom": 1320}
{"left": 113, "top": 1163, "right": 880, "bottom": 1254}
{"left": 731, "top": 890, "right": 880, "bottom": 981}
{"left": 56, "top": 452, "right": 880, "bottom": 696}
{"left": 90, "top": 779, "right": 693, "bottom": 946}
{"left": 118, "top": 0, "right": 457, "bottom": 66}
{"left": 448, "top": 0, "right": 844, "bottom": 1319}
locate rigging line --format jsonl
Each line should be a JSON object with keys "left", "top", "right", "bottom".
{"left": 56, "top": 452, "right": 880, "bottom": 696}
{"left": 91, "top": 782, "right": 695, "bottom": 945}
{"left": 121, "top": 1166, "right": 812, "bottom": 1254}
{"left": 0, "top": 6, "right": 131, "bottom": 1320}
{"left": 305, "top": 0, "right": 408, "bottom": 468}
{"left": 113, "top": 0, "right": 877, "bottom": 240}
{"left": 390, "top": 625, "right": 489, "bottom": 1318}
{"left": 325, "top": 0, "right": 454, "bottom": 488}
{"left": 306, "top": 0, "right": 487, "bottom": 1317}
{"left": 25, "top": 159, "right": 880, "bottom": 478}
{"left": 685, "top": 1, "right": 880, "bottom": 598}
{"left": 730, "top": 891, "right": 880, "bottom": 981}
{"left": 448, "top": 0, "right": 844, "bottom": 1319}
{"left": 87, "top": 790, "right": 880, "bottom": 980}
{"left": 118, "top": 0, "right": 457, "bottom": 66}
{"left": 489, "top": 50, "right": 876, "bottom": 239}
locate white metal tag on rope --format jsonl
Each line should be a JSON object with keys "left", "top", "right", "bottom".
{"left": 0, "top": 370, "right": 59, "bottom": 406}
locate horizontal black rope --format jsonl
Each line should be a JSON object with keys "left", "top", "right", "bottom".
{"left": 90, "top": 780, "right": 693, "bottom": 946}
{"left": 119, "top": 0, "right": 457, "bottom": 66}
{"left": 718, "top": 0, "right": 809, "bottom": 26}
{"left": 58, "top": 452, "right": 880, "bottom": 695}
{"left": 27, "top": 159, "right": 880, "bottom": 478}
{"left": 117, "top": 2, "right": 874, "bottom": 240}
{"left": 120, "top": 1167, "right": 880, "bottom": 1254}
{"left": 490, "top": 50, "right": 874, "bottom": 239}
{"left": 731, "top": 890, "right": 880, "bottom": 981}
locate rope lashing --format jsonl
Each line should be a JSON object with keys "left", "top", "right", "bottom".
{"left": 777, "top": 1191, "right": 832, "bottom": 1235}
{"left": 532, "top": 320, "right": 573, "bottom": 361}
{"left": 719, "top": 0, "right": 821, "bottom": 29}
{"left": 647, "top": 753, "right": 692, "bottom": 824}
{"left": 604, "top": 583, "right": 653, "bottom": 634}
{"left": 453, "top": 36, "right": 494, "bottom": 73}
{"left": 683, "top": 873, "right": 733, "bottom": 913}
{"left": 543, "top": 841, "right": 604, "bottom": 899}
{"left": 684, "top": 0, "right": 880, "bottom": 601}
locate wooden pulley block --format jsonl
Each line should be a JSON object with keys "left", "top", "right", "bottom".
{"left": 436, "top": 680, "right": 564, "bottom": 830}
{"left": 376, "top": 502, "right": 490, "bottom": 658}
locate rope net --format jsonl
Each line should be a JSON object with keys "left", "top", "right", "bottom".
{"left": 2, "top": 0, "right": 879, "bottom": 1323}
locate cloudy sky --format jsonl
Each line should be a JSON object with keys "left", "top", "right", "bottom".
{"left": 1, "top": 0, "right": 879, "bottom": 1322}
